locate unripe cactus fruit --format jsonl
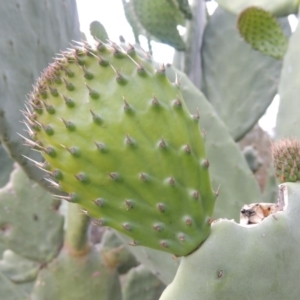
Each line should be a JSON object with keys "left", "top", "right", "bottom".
{"left": 272, "top": 138, "right": 300, "bottom": 183}
{"left": 24, "top": 42, "right": 216, "bottom": 256}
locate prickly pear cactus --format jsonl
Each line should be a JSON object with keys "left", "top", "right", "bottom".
{"left": 24, "top": 42, "right": 217, "bottom": 256}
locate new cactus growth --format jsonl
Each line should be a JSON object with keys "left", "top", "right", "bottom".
{"left": 237, "top": 6, "right": 288, "bottom": 59}
{"left": 24, "top": 41, "right": 216, "bottom": 256}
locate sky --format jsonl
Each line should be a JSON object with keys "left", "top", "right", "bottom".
{"left": 75, "top": 0, "right": 298, "bottom": 135}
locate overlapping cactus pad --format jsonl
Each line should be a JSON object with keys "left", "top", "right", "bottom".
{"left": 24, "top": 42, "right": 216, "bottom": 256}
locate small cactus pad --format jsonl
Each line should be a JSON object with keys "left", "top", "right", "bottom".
{"left": 272, "top": 138, "right": 300, "bottom": 183}
{"left": 237, "top": 6, "right": 288, "bottom": 59}
{"left": 24, "top": 42, "right": 216, "bottom": 256}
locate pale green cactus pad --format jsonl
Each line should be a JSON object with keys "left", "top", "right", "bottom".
{"left": 160, "top": 182, "right": 300, "bottom": 299}
{"left": 24, "top": 42, "right": 216, "bottom": 256}
{"left": 237, "top": 6, "right": 288, "bottom": 59}
{"left": 0, "top": 166, "right": 64, "bottom": 262}
{"left": 131, "top": 0, "right": 186, "bottom": 50}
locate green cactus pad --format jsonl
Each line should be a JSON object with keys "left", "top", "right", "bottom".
{"left": 25, "top": 42, "right": 216, "bottom": 256}
{"left": 272, "top": 138, "right": 300, "bottom": 183}
{"left": 237, "top": 7, "right": 288, "bottom": 59}
{"left": 131, "top": 0, "right": 186, "bottom": 50}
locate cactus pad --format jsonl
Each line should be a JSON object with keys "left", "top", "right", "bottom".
{"left": 272, "top": 138, "right": 300, "bottom": 183}
{"left": 131, "top": 0, "right": 186, "bottom": 50}
{"left": 237, "top": 7, "right": 288, "bottom": 59}
{"left": 24, "top": 42, "right": 216, "bottom": 256}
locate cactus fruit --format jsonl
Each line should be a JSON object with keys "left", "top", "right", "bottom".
{"left": 24, "top": 42, "right": 216, "bottom": 256}
{"left": 272, "top": 138, "right": 300, "bottom": 183}
{"left": 237, "top": 7, "right": 288, "bottom": 59}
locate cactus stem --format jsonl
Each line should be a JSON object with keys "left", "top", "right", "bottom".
{"left": 65, "top": 203, "right": 91, "bottom": 256}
